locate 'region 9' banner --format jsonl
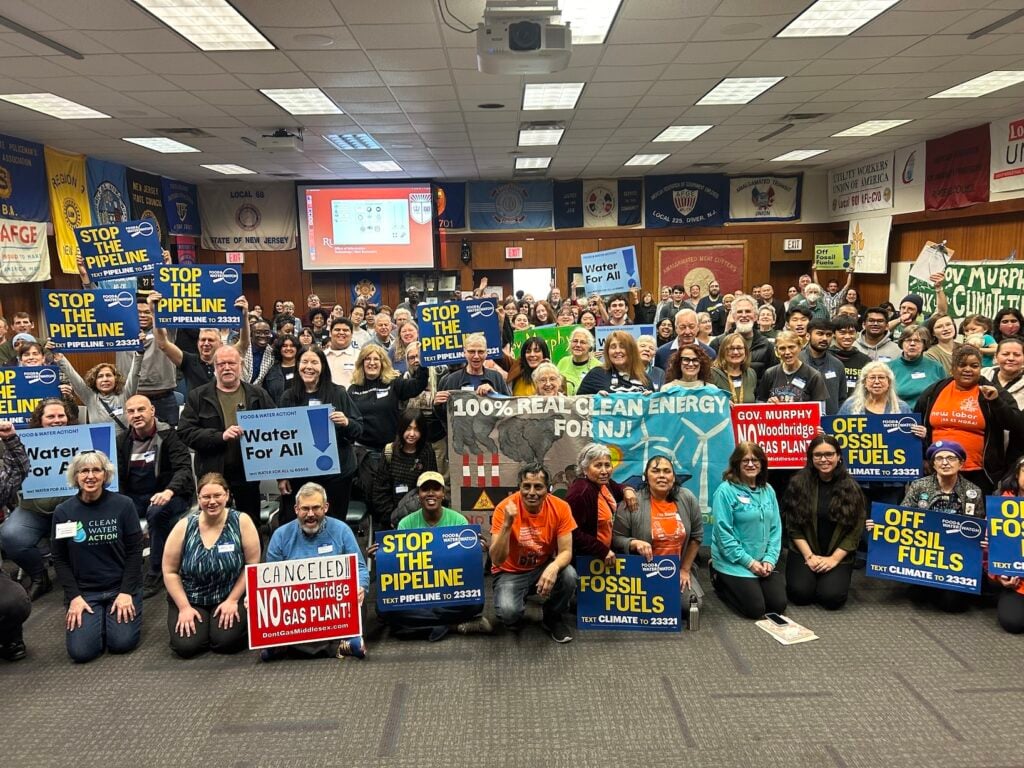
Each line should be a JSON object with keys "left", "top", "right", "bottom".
{"left": 576, "top": 555, "right": 682, "bottom": 632}
{"left": 42, "top": 289, "right": 141, "bottom": 353}
{"left": 0, "top": 367, "right": 60, "bottom": 427}
{"left": 247, "top": 554, "right": 363, "bottom": 650}
{"left": 822, "top": 414, "right": 922, "bottom": 483}
{"left": 45, "top": 146, "right": 92, "bottom": 274}
{"left": 986, "top": 496, "right": 1024, "bottom": 577}
{"left": 151, "top": 263, "right": 243, "bottom": 327}
{"left": 644, "top": 174, "right": 727, "bottom": 228}
{"left": 925, "top": 124, "right": 990, "bottom": 211}
{"left": 731, "top": 403, "right": 822, "bottom": 470}
{"left": 375, "top": 526, "right": 485, "bottom": 613}
{"left": 867, "top": 503, "right": 983, "bottom": 594}
{"left": 728, "top": 174, "right": 802, "bottom": 222}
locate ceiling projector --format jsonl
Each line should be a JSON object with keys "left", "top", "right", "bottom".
{"left": 476, "top": 1, "right": 572, "bottom": 75}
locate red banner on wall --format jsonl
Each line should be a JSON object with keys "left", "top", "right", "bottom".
{"left": 657, "top": 242, "right": 744, "bottom": 296}
{"left": 925, "top": 124, "right": 990, "bottom": 211}
{"left": 731, "top": 403, "right": 822, "bottom": 470}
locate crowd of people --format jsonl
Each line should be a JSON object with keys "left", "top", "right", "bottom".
{"left": 0, "top": 266, "right": 1022, "bottom": 665}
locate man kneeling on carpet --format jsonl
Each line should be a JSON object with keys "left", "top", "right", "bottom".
{"left": 263, "top": 481, "right": 370, "bottom": 660}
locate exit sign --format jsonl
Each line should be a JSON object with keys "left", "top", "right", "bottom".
{"left": 783, "top": 239, "right": 803, "bottom": 251}
{"left": 505, "top": 246, "right": 523, "bottom": 260}
{"left": 226, "top": 251, "right": 245, "bottom": 263}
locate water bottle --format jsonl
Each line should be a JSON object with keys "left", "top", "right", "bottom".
{"left": 687, "top": 595, "right": 700, "bottom": 631}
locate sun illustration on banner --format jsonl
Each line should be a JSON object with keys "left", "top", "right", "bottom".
{"left": 684, "top": 267, "right": 715, "bottom": 295}
{"left": 850, "top": 223, "right": 865, "bottom": 259}
{"left": 608, "top": 444, "right": 624, "bottom": 467}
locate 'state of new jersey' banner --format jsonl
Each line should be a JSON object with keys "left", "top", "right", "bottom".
{"left": 828, "top": 153, "right": 893, "bottom": 217}
{"left": 728, "top": 175, "right": 801, "bottom": 222}
{"left": 20, "top": 424, "right": 118, "bottom": 498}
{"left": 645, "top": 175, "right": 727, "bottom": 228}
{"left": 581, "top": 245, "right": 639, "bottom": 295}
{"left": 468, "top": 181, "right": 553, "bottom": 230}
{"left": 76, "top": 219, "right": 162, "bottom": 282}
{"left": 1, "top": 367, "right": 60, "bottom": 427}
{"left": 42, "top": 289, "right": 141, "bottom": 354}
{"left": 86, "top": 158, "right": 130, "bottom": 225}
{"left": 0, "top": 218, "right": 49, "bottom": 283}
{"left": 45, "top": 146, "right": 92, "bottom": 274}
{"left": 160, "top": 178, "right": 201, "bottom": 237}
{"left": 867, "top": 503, "right": 983, "bottom": 594}
{"left": 925, "top": 124, "right": 990, "bottom": 211}
{"left": 200, "top": 183, "right": 297, "bottom": 250}
{"left": 247, "top": 555, "right": 362, "bottom": 650}
{"left": 986, "top": 497, "right": 1024, "bottom": 577}
{"left": 731, "top": 403, "right": 822, "bottom": 470}
{"left": 823, "top": 414, "right": 922, "bottom": 483}
{"left": 152, "top": 264, "right": 243, "bottom": 327}
{"left": 416, "top": 299, "right": 501, "bottom": 367}
{"left": 577, "top": 555, "right": 682, "bottom": 632}
{"left": 375, "top": 526, "right": 485, "bottom": 612}
{"left": 0, "top": 133, "right": 48, "bottom": 222}
{"left": 237, "top": 405, "right": 341, "bottom": 482}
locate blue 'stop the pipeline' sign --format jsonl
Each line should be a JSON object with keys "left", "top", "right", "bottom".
{"left": 75, "top": 219, "right": 162, "bottom": 282}
{"left": 151, "top": 263, "right": 243, "bottom": 328}
{"left": 416, "top": 299, "right": 501, "bottom": 367}
{"left": 375, "top": 525, "right": 485, "bottom": 612}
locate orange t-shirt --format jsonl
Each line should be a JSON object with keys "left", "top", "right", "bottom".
{"left": 596, "top": 485, "right": 615, "bottom": 549}
{"left": 929, "top": 382, "right": 986, "bottom": 470}
{"left": 650, "top": 498, "right": 686, "bottom": 557}
{"left": 491, "top": 492, "right": 577, "bottom": 573}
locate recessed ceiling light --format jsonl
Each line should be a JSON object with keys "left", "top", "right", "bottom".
{"left": 360, "top": 160, "right": 402, "bottom": 172}
{"left": 771, "top": 149, "right": 828, "bottom": 161}
{"left": 123, "top": 136, "right": 200, "bottom": 153}
{"left": 831, "top": 119, "right": 911, "bottom": 137}
{"left": 477, "top": 103, "right": 505, "bottom": 109}
{"left": 260, "top": 88, "right": 341, "bottom": 115}
{"left": 0, "top": 93, "right": 109, "bottom": 119}
{"left": 697, "top": 77, "right": 784, "bottom": 105}
{"left": 323, "top": 133, "right": 381, "bottom": 150}
{"left": 523, "top": 83, "right": 585, "bottom": 111}
{"left": 624, "top": 153, "right": 669, "bottom": 166}
{"left": 515, "top": 156, "right": 552, "bottom": 169}
{"left": 777, "top": 0, "right": 900, "bottom": 38}
{"left": 518, "top": 127, "right": 564, "bottom": 146}
{"left": 201, "top": 163, "right": 255, "bottom": 174}
{"left": 653, "top": 125, "right": 713, "bottom": 142}
{"left": 929, "top": 70, "right": 1024, "bottom": 98}
{"left": 560, "top": 0, "right": 622, "bottom": 45}
{"left": 130, "top": 0, "right": 274, "bottom": 51}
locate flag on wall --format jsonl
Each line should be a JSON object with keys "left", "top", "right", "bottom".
{"left": 645, "top": 174, "right": 728, "bottom": 228}
{"left": 199, "top": 183, "right": 297, "bottom": 250}
{"left": 435, "top": 182, "right": 466, "bottom": 230}
{"left": 0, "top": 218, "right": 49, "bottom": 283}
{"left": 86, "top": 158, "right": 130, "bottom": 225}
{"left": 44, "top": 146, "right": 92, "bottom": 274}
{"left": 925, "top": 124, "right": 990, "bottom": 211}
{"left": 468, "top": 181, "right": 553, "bottom": 230}
{"left": 617, "top": 179, "right": 642, "bottom": 226}
{"left": 127, "top": 168, "right": 169, "bottom": 247}
{"left": 161, "top": 178, "right": 201, "bottom": 237}
{"left": 847, "top": 215, "right": 892, "bottom": 275}
{"left": 728, "top": 174, "right": 801, "bottom": 221}
{"left": 582, "top": 180, "right": 617, "bottom": 228}
{"left": 0, "top": 133, "right": 49, "bottom": 222}
{"left": 990, "top": 114, "right": 1024, "bottom": 194}
{"left": 553, "top": 180, "right": 583, "bottom": 229}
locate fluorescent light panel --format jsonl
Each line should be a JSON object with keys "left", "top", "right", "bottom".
{"left": 323, "top": 133, "right": 381, "bottom": 150}
{"left": 523, "top": 82, "right": 585, "bottom": 110}
{"left": 260, "top": 88, "right": 341, "bottom": 115}
{"left": 697, "top": 77, "right": 783, "bottom": 105}
{"left": 518, "top": 127, "right": 564, "bottom": 146}
{"left": 831, "top": 119, "right": 910, "bottom": 137}
{"left": 360, "top": 160, "right": 402, "bottom": 172}
{"left": 929, "top": 70, "right": 1024, "bottom": 98}
{"left": 771, "top": 149, "right": 828, "bottom": 161}
{"left": 653, "top": 125, "right": 713, "bottom": 142}
{"left": 201, "top": 163, "right": 255, "bottom": 174}
{"left": 624, "top": 153, "right": 669, "bottom": 166}
{"left": 0, "top": 93, "right": 109, "bottom": 119}
{"left": 130, "top": 0, "right": 273, "bottom": 51}
{"left": 123, "top": 136, "right": 200, "bottom": 153}
{"left": 777, "top": 0, "right": 900, "bottom": 38}
{"left": 515, "top": 156, "right": 551, "bottom": 169}
{"left": 559, "top": 0, "right": 622, "bottom": 44}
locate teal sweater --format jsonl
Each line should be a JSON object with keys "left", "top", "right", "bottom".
{"left": 887, "top": 354, "right": 946, "bottom": 405}
{"left": 711, "top": 481, "right": 781, "bottom": 578}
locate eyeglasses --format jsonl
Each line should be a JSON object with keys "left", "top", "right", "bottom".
{"left": 741, "top": 458, "right": 761, "bottom": 465}
{"left": 812, "top": 452, "right": 838, "bottom": 460}
{"left": 933, "top": 455, "right": 960, "bottom": 465}
{"left": 680, "top": 357, "right": 700, "bottom": 366}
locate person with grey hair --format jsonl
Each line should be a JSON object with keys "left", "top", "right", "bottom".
{"left": 532, "top": 361, "right": 565, "bottom": 396}
{"left": 565, "top": 444, "right": 639, "bottom": 565}
{"left": 636, "top": 334, "right": 665, "bottom": 389}
{"left": 556, "top": 327, "right": 600, "bottom": 395}
{"left": 264, "top": 481, "right": 370, "bottom": 660}
{"left": 51, "top": 450, "right": 144, "bottom": 663}
{"left": 789, "top": 282, "right": 831, "bottom": 322}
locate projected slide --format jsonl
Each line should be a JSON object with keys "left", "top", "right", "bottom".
{"left": 331, "top": 199, "right": 410, "bottom": 245}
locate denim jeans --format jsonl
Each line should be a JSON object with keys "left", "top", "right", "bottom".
{"left": 0, "top": 507, "right": 51, "bottom": 579}
{"left": 65, "top": 589, "right": 143, "bottom": 663}
{"left": 128, "top": 494, "right": 189, "bottom": 576}
{"left": 0, "top": 572, "right": 30, "bottom": 644}
{"left": 493, "top": 563, "right": 577, "bottom": 627}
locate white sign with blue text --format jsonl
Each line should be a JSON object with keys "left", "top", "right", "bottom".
{"left": 581, "top": 245, "right": 639, "bottom": 296}
{"left": 237, "top": 405, "right": 340, "bottom": 481}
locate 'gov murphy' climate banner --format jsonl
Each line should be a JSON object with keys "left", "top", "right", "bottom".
{"left": 447, "top": 390, "right": 734, "bottom": 528}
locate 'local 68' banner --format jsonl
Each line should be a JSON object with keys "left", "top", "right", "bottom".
{"left": 416, "top": 298, "right": 501, "bottom": 367}
{"left": 986, "top": 496, "right": 1024, "bottom": 577}
{"left": 247, "top": 555, "right": 362, "bottom": 650}
{"left": 20, "top": 423, "right": 118, "bottom": 498}
{"left": 0, "top": 367, "right": 60, "bottom": 427}
{"left": 867, "top": 503, "right": 983, "bottom": 594}
{"left": 76, "top": 219, "right": 162, "bottom": 282}
{"left": 375, "top": 526, "right": 485, "bottom": 612}
{"left": 577, "top": 555, "right": 682, "bottom": 631}
{"left": 447, "top": 390, "right": 733, "bottom": 529}
{"left": 823, "top": 414, "right": 922, "bottom": 483}
{"left": 237, "top": 405, "right": 341, "bottom": 481}
{"left": 152, "top": 264, "right": 242, "bottom": 327}
{"left": 42, "top": 289, "right": 141, "bottom": 353}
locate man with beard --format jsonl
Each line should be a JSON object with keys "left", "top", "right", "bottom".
{"left": 799, "top": 319, "right": 848, "bottom": 414}
{"left": 118, "top": 293, "right": 180, "bottom": 426}
{"left": 711, "top": 295, "right": 775, "bottom": 378}
{"left": 243, "top": 319, "right": 274, "bottom": 387}
{"left": 153, "top": 295, "right": 249, "bottom": 390}
{"left": 889, "top": 277, "right": 947, "bottom": 342}
{"left": 856, "top": 307, "right": 901, "bottom": 361}
{"left": 697, "top": 280, "right": 727, "bottom": 335}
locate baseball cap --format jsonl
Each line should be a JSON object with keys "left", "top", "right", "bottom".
{"left": 417, "top": 471, "right": 446, "bottom": 488}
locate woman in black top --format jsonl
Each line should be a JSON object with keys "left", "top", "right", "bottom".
{"left": 262, "top": 334, "right": 300, "bottom": 406}
{"left": 372, "top": 409, "right": 439, "bottom": 527}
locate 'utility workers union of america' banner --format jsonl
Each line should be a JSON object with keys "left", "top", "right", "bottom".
{"left": 447, "top": 390, "right": 734, "bottom": 528}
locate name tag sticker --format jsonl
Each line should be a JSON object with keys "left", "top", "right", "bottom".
{"left": 825, "top": 371, "right": 837, "bottom": 379}
{"left": 55, "top": 521, "right": 77, "bottom": 539}
{"left": 395, "top": 484, "right": 409, "bottom": 494}
{"left": 792, "top": 377, "right": 806, "bottom": 388}
{"left": 376, "top": 390, "right": 389, "bottom": 399}
{"left": 317, "top": 544, "right": 333, "bottom": 554}
{"left": 911, "top": 371, "right": 926, "bottom": 379}
{"left": 217, "top": 543, "right": 235, "bottom": 554}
